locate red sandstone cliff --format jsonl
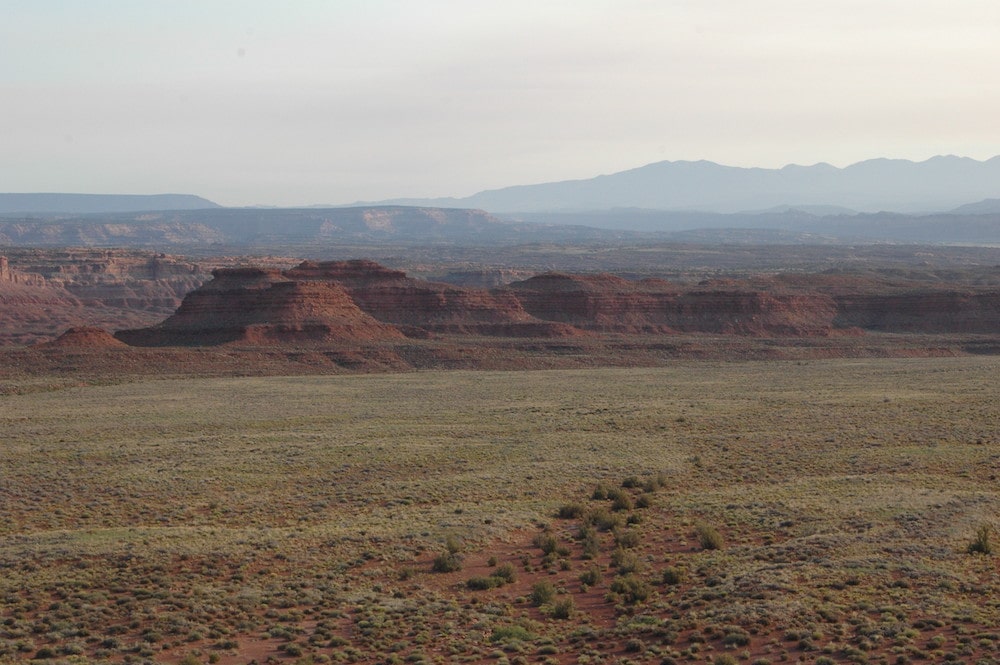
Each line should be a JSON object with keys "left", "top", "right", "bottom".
{"left": 116, "top": 267, "right": 405, "bottom": 346}
{"left": 93, "top": 260, "right": 1000, "bottom": 349}
{"left": 286, "top": 260, "right": 582, "bottom": 338}
{"left": 507, "top": 272, "right": 844, "bottom": 336}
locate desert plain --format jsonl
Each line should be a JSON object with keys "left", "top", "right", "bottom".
{"left": 3, "top": 355, "right": 1000, "bottom": 665}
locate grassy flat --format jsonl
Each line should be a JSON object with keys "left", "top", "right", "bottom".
{"left": 2, "top": 358, "right": 999, "bottom": 664}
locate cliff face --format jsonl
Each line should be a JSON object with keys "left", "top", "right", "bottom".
{"left": 117, "top": 267, "right": 404, "bottom": 346}
{"left": 58, "top": 259, "right": 1000, "bottom": 349}
{"left": 834, "top": 292, "right": 1000, "bottom": 333}
{"left": 508, "top": 273, "right": 843, "bottom": 336}
{"left": 0, "top": 251, "right": 212, "bottom": 345}
{"left": 286, "top": 260, "right": 582, "bottom": 338}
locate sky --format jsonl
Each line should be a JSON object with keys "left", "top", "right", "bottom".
{"left": 2, "top": 1, "right": 1000, "bottom": 206}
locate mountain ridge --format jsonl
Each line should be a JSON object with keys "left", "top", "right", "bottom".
{"left": 359, "top": 155, "right": 1000, "bottom": 214}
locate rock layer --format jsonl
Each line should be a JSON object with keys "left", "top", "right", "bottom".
{"left": 103, "top": 259, "right": 1000, "bottom": 348}
{"left": 117, "top": 268, "right": 404, "bottom": 346}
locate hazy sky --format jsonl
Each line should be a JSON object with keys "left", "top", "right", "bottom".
{"left": 3, "top": 1, "right": 999, "bottom": 206}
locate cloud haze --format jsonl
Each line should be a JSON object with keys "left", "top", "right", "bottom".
{"left": 2, "top": 0, "right": 999, "bottom": 205}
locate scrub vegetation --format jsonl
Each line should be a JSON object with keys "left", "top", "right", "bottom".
{"left": 2, "top": 358, "right": 1000, "bottom": 663}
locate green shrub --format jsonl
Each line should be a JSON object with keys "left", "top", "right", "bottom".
{"left": 695, "top": 522, "right": 724, "bottom": 550}
{"left": 968, "top": 524, "right": 993, "bottom": 555}
{"left": 494, "top": 562, "right": 517, "bottom": 584}
{"left": 444, "top": 535, "right": 463, "bottom": 554}
{"left": 557, "top": 503, "right": 585, "bottom": 519}
{"left": 621, "top": 476, "right": 642, "bottom": 489}
{"left": 467, "top": 576, "right": 501, "bottom": 590}
{"left": 431, "top": 551, "right": 462, "bottom": 573}
{"left": 578, "top": 567, "right": 602, "bottom": 586}
{"left": 614, "top": 528, "right": 642, "bottom": 549}
{"left": 534, "top": 532, "right": 559, "bottom": 555}
{"left": 609, "top": 574, "right": 651, "bottom": 604}
{"left": 662, "top": 566, "right": 685, "bottom": 585}
{"left": 611, "top": 547, "right": 640, "bottom": 574}
{"left": 586, "top": 508, "right": 623, "bottom": 532}
{"left": 591, "top": 483, "right": 611, "bottom": 500}
{"left": 721, "top": 626, "right": 750, "bottom": 646}
{"left": 491, "top": 626, "right": 533, "bottom": 643}
{"left": 608, "top": 488, "right": 634, "bottom": 512}
{"left": 643, "top": 472, "right": 669, "bottom": 492}
{"left": 549, "top": 597, "right": 575, "bottom": 619}
{"left": 530, "top": 581, "right": 556, "bottom": 606}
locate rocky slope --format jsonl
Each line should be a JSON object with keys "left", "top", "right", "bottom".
{"left": 507, "top": 273, "right": 845, "bottom": 336}
{"left": 283, "top": 260, "right": 582, "bottom": 338}
{"left": 117, "top": 267, "right": 405, "bottom": 346}
{"left": 10, "top": 257, "right": 1000, "bottom": 353}
{"left": 0, "top": 250, "right": 211, "bottom": 345}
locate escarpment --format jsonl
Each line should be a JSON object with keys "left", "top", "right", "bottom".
{"left": 109, "top": 259, "right": 1000, "bottom": 349}
{"left": 285, "top": 260, "right": 583, "bottom": 338}
{"left": 116, "top": 267, "right": 405, "bottom": 346}
{"left": 833, "top": 291, "right": 1000, "bottom": 333}
{"left": 508, "top": 273, "right": 844, "bottom": 336}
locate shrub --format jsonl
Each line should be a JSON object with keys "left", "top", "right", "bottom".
{"left": 444, "top": 535, "right": 463, "bottom": 554}
{"left": 431, "top": 551, "right": 462, "bottom": 573}
{"left": 550, "top": 597, "right": 575, "bottom": 619}
{"left": 722, "top": 626, "right": 750, "bottom": 646}
{"left": 608, "top": 488, "right": 634, "bottom": 512}
{"left": 662, "top": 566, "right": 685, "bottom": 585}
{"left": 592, "top": 483, "right": 611, "bottom": 500}
{"left": 534, "top": 533, "right": 559, "bottom": 555}
{"left": 643, "top": 473, "right": 669, "bottom": 492}
{"left": 614, "top": 528, "right": 642, "bottom": 549}
{"left": 578, "top": 567, "right": 602, "bottom": 586}
{"left": 530, "top": 581, "right": 556, "bottom": 606}
{"left": 467, "top": 576, "right": 501, "bottom": 590}
{"left": 621, "top": 476, "right": 642, "bottom": 488}
{"left": 491, "top": 626, "right": 533, "bottom": 643}
{"left": 281, "top": 642, "right": 303, "bottom": 656}
{"left": 586, "top": 508, "right": 623, "bottom": 532}
{"left": 611, "top": 547, "right": 640, "bottom": 574}
{"left": 713, "top": 656, "right": 738, "bottom": 665}
{"left": 557, "top": 503, "right": 585, "bottom": 519}
{"left": 968, "top": 524, "right": 993, "bottom": 555}
{"left": 609, "top": 574, "right": 651, "bottom": 604}
{"left": 494, "top": 562, "right": 517, "bottom": 584}
{"left": 624, "top": 638, "right": 645, "bottom": 652}
{"left": 695, "top": 522, "right": 724, "bottom": 550}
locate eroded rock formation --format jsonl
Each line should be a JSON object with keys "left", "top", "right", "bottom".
{"left": 508, "top": 273, "right": 845, "bottom": 336}
{"left": 285, "top": 260, "right": 582, "bottom": 338}
{"left": 117, "top": 267, "right": 405, "bottom": 346}
{"left": 42, "top": 258, "right": 1000, "bottom": 349}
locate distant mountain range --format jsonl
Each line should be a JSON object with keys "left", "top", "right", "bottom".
{"left": 2, "top": 156, "right": 1000, "bottom": 248}
{"left": 365, "top": 155, "right": 1000, "bottom": 214}
{"left": 3, "top": 204, "right": 1000, "bottom": 248}
{"left": 0, "top": 193, "right": 219, "bottom": 214}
